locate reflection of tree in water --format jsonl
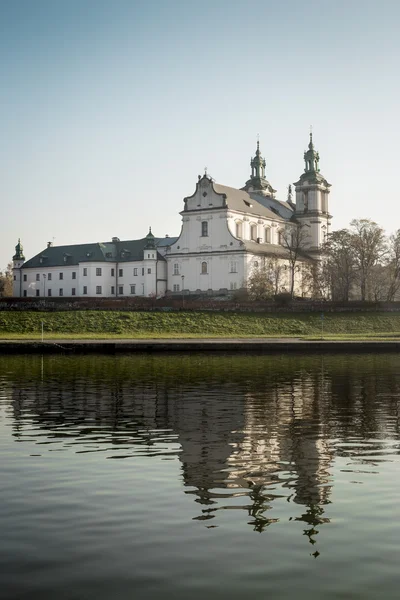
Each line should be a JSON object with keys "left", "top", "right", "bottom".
{"left": 5, "top": 353, "right": 400, "bottom": 554}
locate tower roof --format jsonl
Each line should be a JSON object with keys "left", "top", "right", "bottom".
{"left": 13, "top": 238, "right": 25, "bottom": 261}
{"left": 242, "top": 138, "right": 276, "bottom": 197}
{"left": 294, "top": 133, "right": 331, "bottom": 187}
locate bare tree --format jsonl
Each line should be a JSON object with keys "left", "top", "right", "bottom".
{"left": 0, "top": 263, "right": 13, "bottom": 297}
{"left": 280, "top": 223, "right": 310, "bottom": 298}
{"left": 385, "top": 230, "right": 400, "bottom": 301}
{"left": 266, "top": 255, "right": 285, "bottom": 296}
{"left": 247, "top": 263, "right": 274, "bottom": 300}
{"left": 349, "top": 219, "right": 387, "bottom": 301}
{"left": 322, "top": 229, "right": 358, "bottom": 301}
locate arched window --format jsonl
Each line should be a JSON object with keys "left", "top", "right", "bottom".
{"left": 250, "top": 224, "right": 257, "bottom": 241}
{"left": 236, "top": 221, "right": 243, "bottom": 238}
{"left": 201, "top": 261, "right": 208, "bottom": 274}
{"left": 278, "top": 230, "right": 284, "bottom": 245}
{"left": 264, "top": 227, "right": 271, "bottom": 243}
{"left": 201, "top": 221, "right": 208, "bottom": 237}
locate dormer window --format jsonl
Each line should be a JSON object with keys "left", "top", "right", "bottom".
{"left": 244, "top": 200, "right": 253, "bottom": 208}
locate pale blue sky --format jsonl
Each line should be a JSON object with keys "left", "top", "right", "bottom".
{"left": 1, "top": 0, "right": 400, "bottom": 269}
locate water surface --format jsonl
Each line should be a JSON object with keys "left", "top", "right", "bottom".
{"left": 1, "top": 353, "right": 400, "bottom": 599}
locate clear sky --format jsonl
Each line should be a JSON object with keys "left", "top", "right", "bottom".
{"left": 1, "top": 0, "right": 400, "bottom": 269}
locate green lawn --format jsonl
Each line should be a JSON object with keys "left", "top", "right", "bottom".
{"left": 1, "top": 310, "right": 400, "bottom": 340}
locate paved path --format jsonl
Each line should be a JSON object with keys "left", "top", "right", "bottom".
{"left": 1, "top": 338, "right": 400, "bottom": 354}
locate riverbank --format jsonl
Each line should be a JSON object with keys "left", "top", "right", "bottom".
{"left": 2, "top": 310, "right": 400, "bottom": 339}
{"left": 2, "top": 338, "right": 400, "bottom": 354}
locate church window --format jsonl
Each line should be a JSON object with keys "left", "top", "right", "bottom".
{"left": 119, "top": 269, "right": 123, "bottom": 277}
{"left": 36, "top": 290, "right": 40, "bottom": 297}
{"left": 264, "top": 228, "right": 271, "bottom": 243}
{"left": 13, "top": 275, "right": 16, "bottom": 281}
{"left": 83, "top": 268, "right": 87, "bottom": 276}
{"left": 201, "top": 261, "right": 208, "bottom": 274}
{"left": 236, "top": 222, "right": 243, "bottom": 238}
{"left": 173, "top": 284, "right": 180, "bottom": 292}
{"left": 147, "top": 268, "right": 151, "bottom": 274}
{"left": 83, "top": 286, "right": 87, "bottom": 295}
{"left": 23, "top": 290, "right": 27, "bottom": 297}
{"left": 111, "top": 286, "right": 115, "bottom": 295}
{"left": 118, "top": 285, "right": 124, "bottom": 295}
{"left": 59, "top": 273, "right": 63, "bottom": 280}
{"left": 250, "top": 224, "right": 257, "bottom": 241}
{"left": 48, "top": 289, "right": 52, "bottom": 297}
{"left": 96, "top": 268, "right": 102, "bottom": 276}
{"left": 96, "top": 286, "right": 102, "bottom": 295}
{"left": 278, "top": 231, "right": 284, "bottom": 245}
{"left": 201, "top": 221, "right": 208, "bottom": 237}
{"left": 134, "top": 268, "right": 138, "bottom": 276}
{"left": 36, "top": 273, "right": 40, "bottom": 281}
{"left": 59, "top": 288, "right": 63, "bottom": 296}
{"left": 229, "top": 261, "right": 237, "bottom": 273}
{"left": 23, "top": 274, "right": 27, "bottom": 282}
{"left": 173, "top": 263, "right": 179, "bottom": 275}
{"left": 48, "top": 273, "right": 52, "bottom": 281}
{"left": 142, "top": 268, "right": 145, "bottom": 276}
{"left": 111, "top": 268, "right": 115, "bottom": 277}
{"left": 130, "top": 285, "right": 136, "bottom": 295}
{"left": 230, "top": 282, "right": 237, "bottom": 290}
{"left": 72, "top": 288, "right": 76, "bottom": 296}
{"left": 321, "top": 192, "right": 327, "bottom": 213}
{"left": 72, "top": 272, "right": 76, "bottom": 280}
{"left": 304, "top": 191, "right": 309, "bottom": 212}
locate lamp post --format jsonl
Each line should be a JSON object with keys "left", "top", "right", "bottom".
{"left": 181, "top": 274, "right": 185, "bottom": 309}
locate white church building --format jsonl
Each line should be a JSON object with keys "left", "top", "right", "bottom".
{"left": 12, "top": 135, "right": 332, "bottom": 298}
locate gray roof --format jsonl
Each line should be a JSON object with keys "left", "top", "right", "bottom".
{"left": 213, "top": 183, "right": 286, "bottom": 222}
{"left": 22, "top": 236, "right": 177, "bottom": 269}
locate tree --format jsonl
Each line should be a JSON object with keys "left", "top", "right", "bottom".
{"left": 0, "top": 263, "right": 13, "bottom": 297}
{"left": 280, "top": 223, "right": 310, "bottom": 298}
{"left": 385, "top": 230, "right": 400, "bottom": 301}
{"left": 247, "top": 263, "right": 274, "bottom": 300}
{"left": 349, "top": 219, "right": 387, "bottom": 301}
{"left": 322, "top": 229, "right": 358, "bottom": 301}
{"left": 266, "top": 255, "right": 285, "bottom": 296}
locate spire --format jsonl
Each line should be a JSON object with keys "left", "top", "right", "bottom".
{"left": 13, "top": 238, "right": 25, "bottom": 261}
{"left": 242, "top": 137, "right": 276, "bottom": 197}
{"left": 144, "top": 227, "right": 156, "bottom": 249}
{"left": 304, "top": 131, "right": 320, "bottom": 174}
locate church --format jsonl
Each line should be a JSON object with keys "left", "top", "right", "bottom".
{"left": 12, "top": 135, "right": 332, "bottom": 298}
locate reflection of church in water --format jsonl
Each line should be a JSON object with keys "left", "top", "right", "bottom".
{"left": 8, "top": 359, "right": 339, "bottom": 554}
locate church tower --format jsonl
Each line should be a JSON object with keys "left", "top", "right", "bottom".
{"left": 242, "top": 139, "right": 277, "bottom": 197}
{"left": 293, "top": 134, "right": 331, "bottom": 256}
{"left": 12, "top": 238, "right": 25, "bottom": 297}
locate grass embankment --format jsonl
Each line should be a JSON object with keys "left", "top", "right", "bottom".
{"left": 1, "top": 310, "right": 400, "bottom": 340}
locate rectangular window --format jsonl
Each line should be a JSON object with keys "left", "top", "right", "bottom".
{"left": 130, "top": 284, "right": 136, "bottom": 295}
{"left": 230, "top": 282, "right": 237, "bottom": 290}
{"left": 96, "top": 268, "right": 102, "bottom": 276}
{"left": 173, "top": 263, "right": 179, "bottom": 275}
{"left": 48, "top": 289, "right": 52, "bottom": 297}
{"left": 201, "top": 221, "right": 208, "bottom": 236}
{"left": 13, "top": 275, "right": 16, "bottom": 281}
{"left": 173, "top": 284, "right": 180, "bottom": 292}
{"left": 96, "top": 286, "right": 102, "bottom": 295}
{"left": 119, "top": 269, "right": 123, "bottom": 277}
{"left": 229, "top": 261, "right": 237, "bottom": 273}
{"left": 142, "top": 268, "right": 144, "bottom": 276}
{"left": 59, "top": 288, "right": 63, "bottom": 296}
{"left": 83, "top": 268, "right": 88, "bottom": 276}
{"left": 118, "top": 286, "right": 124, "bottom": 295}
{"left": 111, "top": 268, "right": 115, "bottom": 277}
{"left": 48, "top": 273, "right": 52, "bottom": 281}
{"left": 36, "top": 290, "right": 40, "bottom": 297}
{"left": 134, "top": 268, "right": 138, "bottom": 276}
{"left": 72, "top": 272, "right": 76, "bottom": 279}
{"left": 147, "top": 268, "right": 151, "bottom": 274}
{"left": 23, "top": 290, "right": 27, "bottom": 297}
{"left": 36, "top": 273, "right": 40, "bottom": 281}
{"left": 111, "top": 286, "right": 115, "bottom": 295}
{"left": 72, "top": 288, "right": 76, "bottom": 296}
{"left": 59, "top": 273, "right": 63, "bottom": 280}
{"left": 23, "top": 274, "right": 27, "bottom": 282}
{"left": 83, "top": 286, "right": 87, "bottom": 295}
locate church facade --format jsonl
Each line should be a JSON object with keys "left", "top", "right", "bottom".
{"left": 12, "top": 135, "right": 332, "bottom": 298}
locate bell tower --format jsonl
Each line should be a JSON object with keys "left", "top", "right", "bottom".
{"left": 12, "top": 238, "right": 25, "bottom": 297}
{"left": 293, "top": 133, "right": 331, "bottom": 256}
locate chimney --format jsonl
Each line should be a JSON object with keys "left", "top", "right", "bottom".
{"left": 47, "top": 241, "right": 53, "bottom": 248}
{"left": 165, "top": 234, "right": 169, "bottom": 238}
